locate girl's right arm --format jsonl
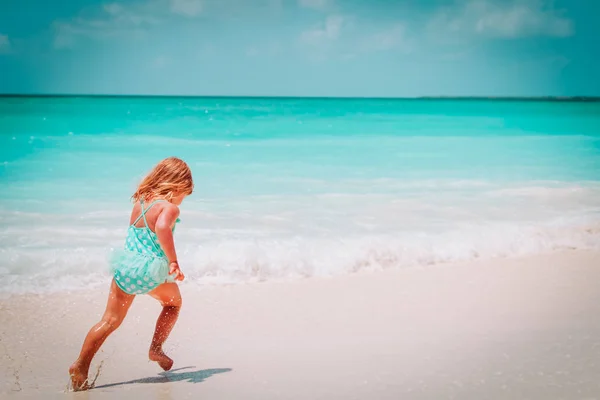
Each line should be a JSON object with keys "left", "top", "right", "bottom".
{"left": 155, "top": 205, "right": 185, "bottom": 281}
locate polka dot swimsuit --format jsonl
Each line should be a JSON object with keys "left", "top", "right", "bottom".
{"left": 112, "top": 199, "right": 179, "bottom": 295}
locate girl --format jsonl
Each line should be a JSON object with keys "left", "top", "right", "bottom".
{"left": 69, "top": 157, "right": 194, "bottom": 391}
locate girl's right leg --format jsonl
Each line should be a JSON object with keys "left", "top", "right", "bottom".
{"left": 69, "top": 279, "right": 135, "bottom": 391}
{"left": 147, "top": 282, "right": 182, "bottom": 371}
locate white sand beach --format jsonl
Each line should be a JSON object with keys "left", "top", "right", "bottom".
{"left": 2, "top": 250, "right": 600, "bottom": 399}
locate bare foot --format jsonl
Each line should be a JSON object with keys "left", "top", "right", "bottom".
{"left": 68, "top": 362, "right": 90, "bottom": 392}
{"left": 149, "top": 348, "right": 174, "bottom": 371}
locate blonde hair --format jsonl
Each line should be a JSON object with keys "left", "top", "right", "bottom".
{"left": 132, "top": 157, "right": 194, "bottom": 202}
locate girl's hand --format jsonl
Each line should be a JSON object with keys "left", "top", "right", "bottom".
{"left": 169, "top": 261, "right": 185, "bottom": 281}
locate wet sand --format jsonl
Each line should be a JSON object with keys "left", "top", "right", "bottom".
{"left": 2, "top": 250, "right": 600, "bottom": 399}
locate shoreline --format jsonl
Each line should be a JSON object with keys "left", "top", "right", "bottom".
{"left": 2, "top": 249, "right": 600, "bottom": 399}
{"left": 3, "top": 245, "right": 598, "bottom": 300}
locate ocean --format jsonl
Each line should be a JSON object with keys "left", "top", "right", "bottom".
{"left": 1, "top": 96, "right": 599, "bottom": 296}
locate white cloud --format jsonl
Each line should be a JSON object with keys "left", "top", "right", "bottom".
{"left": 361, "top": 24, "right": 412, "bottom": 53}
{"left": 53, "top": 0, "right": 202, "bottom": 49}
{"left": 0, "top": 34, "right": 10, "bottom": 53}
{"left": 170, "top": 0, "right": 203, "bottom": 17}
{"left": 300, "top": 15, "right": 344, "bottom": 44}
{"left": 299, "top": 18, "right": 412, "bottom": 59}
{"left": 429, "top": 0, "right": 573, "bottom": 39}
{"left": 104, "top": 3, "right": 125, "bottom": 15}
{"left": 298, "top": 0, "right": 331, "bottom": 10}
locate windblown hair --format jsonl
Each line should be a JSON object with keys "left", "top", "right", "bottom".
{"left": 132, "top": 157, "right": 194, "bottom": 202}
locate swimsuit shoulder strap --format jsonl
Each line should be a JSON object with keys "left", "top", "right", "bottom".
{"left": 131, "top": 199, "right": 167, "bottom": 228}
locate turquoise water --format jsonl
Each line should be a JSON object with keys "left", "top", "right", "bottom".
{"left": 1, "top": 97, "right": 600, "bottom": 295}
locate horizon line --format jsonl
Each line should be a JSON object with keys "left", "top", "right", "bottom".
{"left": 1, "top": 94, "right": 599, "bottom": 102}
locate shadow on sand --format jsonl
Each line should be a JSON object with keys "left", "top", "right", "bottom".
{"left": 93, "top": 366, "right": 232, "bottom": 389}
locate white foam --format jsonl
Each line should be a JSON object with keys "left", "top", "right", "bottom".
{"left": 1, "top": 217, "right": 599, "bottom": 296}
{"left": 2, "top": 180, "right": 600, "bottom": 296}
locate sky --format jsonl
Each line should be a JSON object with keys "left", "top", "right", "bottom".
{"left": 0, "top": 0, "right": 598, "bottom": 97}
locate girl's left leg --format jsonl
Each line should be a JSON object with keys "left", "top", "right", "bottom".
{"left": 69, "top": 279, "right": 135, "bottom": 391}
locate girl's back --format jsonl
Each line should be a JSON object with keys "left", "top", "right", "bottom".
{"left": 126, "top": 199, "right": 180, "bottom": 258}
{"left": 114, "top": 199, "right": 181, "bottom": 295}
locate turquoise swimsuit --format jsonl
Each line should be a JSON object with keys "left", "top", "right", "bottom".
{"left": 109, "top": 199, "right": 179, "bottom": 295}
